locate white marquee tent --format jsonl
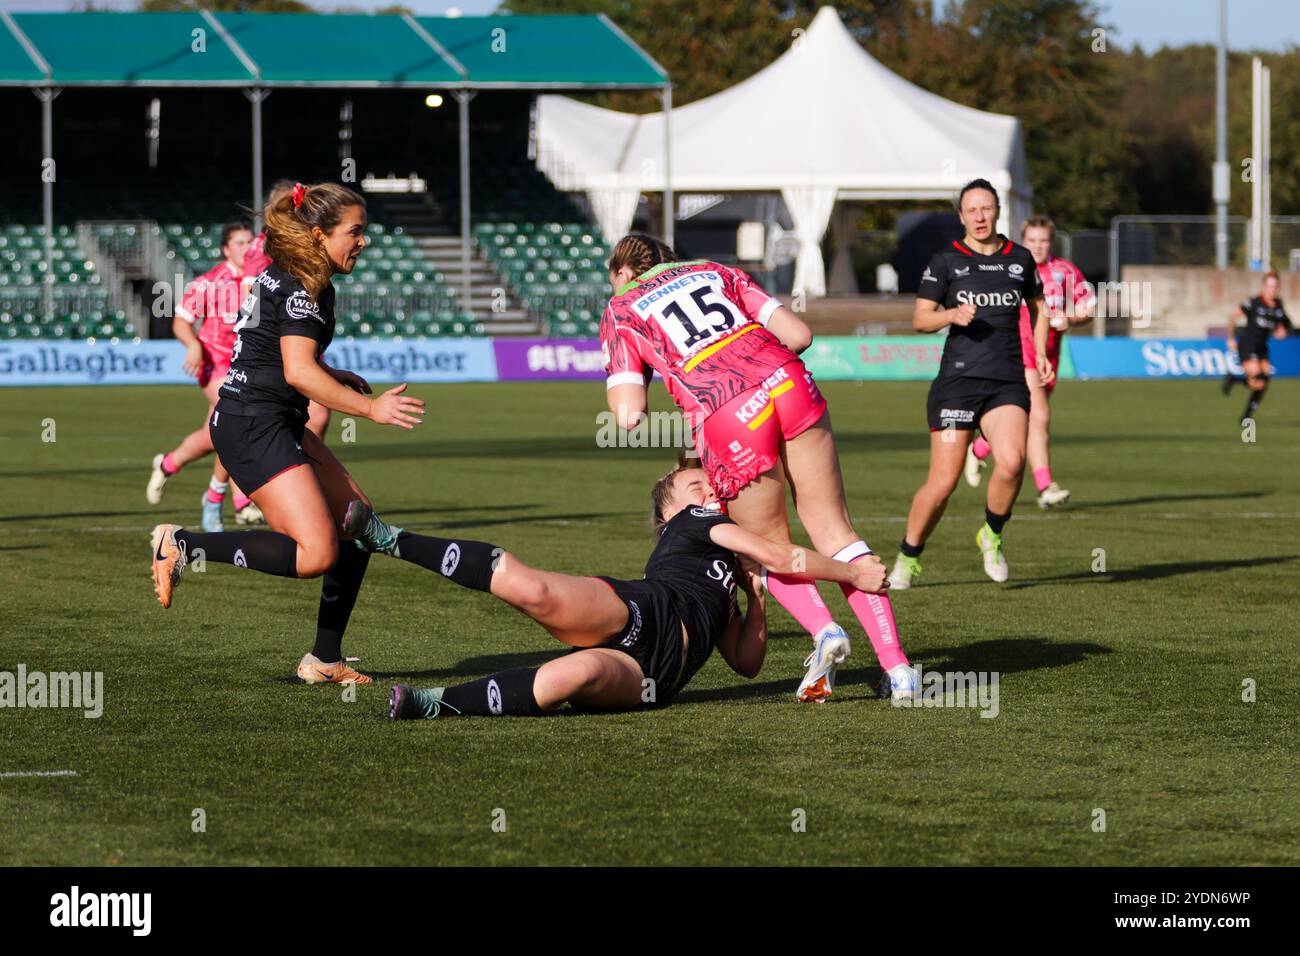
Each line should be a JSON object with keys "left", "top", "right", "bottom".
{"left": 534, "top": 6, "right": 1032, "bottom": 297}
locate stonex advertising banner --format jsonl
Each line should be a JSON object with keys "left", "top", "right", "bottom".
{"left": 1068, "top": 337, "right": 1300, "bottom": 379}
{"left": 0, "top": 338, "right": 498, "bottom": 386}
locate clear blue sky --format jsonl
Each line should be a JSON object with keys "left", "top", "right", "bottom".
{"left": 1, "top": 1, "right": 1296, "bottom": 52}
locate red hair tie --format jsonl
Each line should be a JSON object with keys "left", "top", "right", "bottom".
{"left": 292, "top": 183, "right": 307, "bottom": 208}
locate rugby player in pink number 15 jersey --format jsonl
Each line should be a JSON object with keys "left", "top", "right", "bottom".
{"left": 963, "top": 216, "right": 1093, "bottom": 509}
{"left": 600, "top": 234, "right": 917, "bottom": 703}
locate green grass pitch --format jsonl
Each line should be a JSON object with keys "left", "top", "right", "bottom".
{"left": 0, "top": 379, "right": 1297, "bottom": 866}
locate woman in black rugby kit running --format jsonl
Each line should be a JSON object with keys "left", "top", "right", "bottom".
{"left": 888, "top": 179, "right": 1050, "bottom": 588}
{"left": 1223, "top": 269, "right": 1292, "bottom": 425}
{"left": 359, "top": 466, "right": 883, "bottom": 719}
{"left": 149, "top": 182, "right": 424, "bottom": 685}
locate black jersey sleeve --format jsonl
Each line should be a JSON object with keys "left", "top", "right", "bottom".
{"left": 278, "top": 287, "right": 330, "bottom": 345}
{"left": 677, "top": 507, "right": 736, "bottom": 547}
{"left": 916, "top": 251, "right": 949, "bottom": 304}
{"left": 1023, "top": 252, "right": 1044, "bottom": 301}
{"left": 1279, "top": 302, "right": 1293, "bottom": 332}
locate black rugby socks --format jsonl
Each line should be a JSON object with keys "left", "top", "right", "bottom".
{"left": 437, "top": 667, "right": 544, "bottom": 717}
{"left": 393, "top": 531, "right": 501, "bottom": 592}
{"left": 984, "top": 508, "right": 1011, "bottom": 535}
{"left": 312, "top": 545, "right": 371, "bottom": 663}
{"left": 899, "top": 538, "right": 924, "bottom": 558}
{"left": 173, "top": 529, "right": 298, "bottom": 578}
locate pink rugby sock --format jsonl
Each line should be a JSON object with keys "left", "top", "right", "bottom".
{"left": 233, "top": 492, "right": 252, "bottom": 512}
{"left": 161, "top": 453, "right": 180, "bottom": 476}
{"left": 1033, "top": 467, "right": 1053, "bottom": 492}
{"left": 834, "top": 543, "right": 910, "bottom": 671}
{"left": 206, "top": 477, "right": 228, "bottom": 505}
{"left": 764, "top": 571, "right": 835, "bottom": 638}
{"left": 972, "top": 436, "right": 991, "bottom": 460}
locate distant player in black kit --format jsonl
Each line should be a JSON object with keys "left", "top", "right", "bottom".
{"left": 1223, "top": 269, "right": 1291, "bottom": 425}
{"left": 149, "top": 182, "right": 425, "bottom": 685}
{"left": 347, "top": 466, "right": 886, "bottom": 718}
{"left": 888, "top": 179, "right": 1050, "bottom": 587}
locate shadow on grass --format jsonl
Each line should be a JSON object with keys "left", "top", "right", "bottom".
{"left": 674, "top": 636, "right": 1111, "bottom": 704}
{"left": 1003, "top": 554, "right": 1296, "bottom": 590}
{"left": 0, "top": 544, "right": 46, "bottom": 552}
{"left": 1065, "top": 490, "right": 1268, "bottom": 511}
{"left": 0, "top": 509, "right": 162, "bottom": 523}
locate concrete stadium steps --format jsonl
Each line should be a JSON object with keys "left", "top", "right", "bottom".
{"left": 374, "top": 194, "right": 538, "bottom": 335}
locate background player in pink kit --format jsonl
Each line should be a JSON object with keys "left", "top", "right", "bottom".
{"left": 964, "top": 216, "right": 1093, "bottom": 509}
{"left": 145, "top": 223, "right": 259, "bottom": 531}
{"left": 600, "top": 234, "right": 917, "bottom": 703}
{"left": 244, "top": 180, "right": 332, "bottom": 445}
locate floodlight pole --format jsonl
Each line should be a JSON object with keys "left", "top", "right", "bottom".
{"left": 245, "top": 87, "right": 270, "bottom": 231}
{"left": 34, "top": 86, "right": 61, "bottom": 324}
{"left": 662, "top": 84, "right": 673, "bottom": 248}
{"left": 1213, "top": 0, "right": 1229, "bottom": 270}
{"left": 456, "top": 90, "right": 475, "bottom": 319}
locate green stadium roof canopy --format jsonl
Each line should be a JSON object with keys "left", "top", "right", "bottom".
{"left": 0, "top": 11, "right": 667, "bottom": 90}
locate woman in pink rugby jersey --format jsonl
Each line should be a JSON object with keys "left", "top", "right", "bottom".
{"left": 145, "top": 222, "right": 260, "bottom": 531}
{"left": 244, "top": 180, "right": 332, "bottom": 446}
{"left": 963, "top": 216, "right": 1093, "bottom": 509}
{"left": 600, "top": 234, "right": 917, "bottom": 704}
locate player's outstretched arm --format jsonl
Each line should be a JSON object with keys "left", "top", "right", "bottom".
{"left": 281, "top": 335, "right": 424, "bottom": 428}
{"left": 606, "top": 381, "right": 648, "bottom": 430}
{"left": 708, "top": 523, "right": 888, "bottom": 593}
{"left": 714, "top": 565, "right": 767, "bottom": 679}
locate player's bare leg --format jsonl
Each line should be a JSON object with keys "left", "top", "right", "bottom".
{"left": 1240, "top": 358, "right": 1269, "bottom": 425}
{"left": 781, "top": 410, "right": 912, "bottom": 697}
{"left": 307, "top": 400, "right": 331, "bottom": 440}
{"left": 973, "top": 404, "right": 1028, "bottom": 582}
{"left": 1025, "top": 369, "right": 1068, "bottom": 509}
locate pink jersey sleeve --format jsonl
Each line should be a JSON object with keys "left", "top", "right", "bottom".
{"left": 600, "top": 304, "right": 651, "bottom": 390}
{"left": 1060, "top": 259, "right": 1095, "bottom": 310}
{"left": 175, "top": 275, "right": 209, "bottom": 324}
{"left": 719, "top": 264, "right": 782, "bottom": 327}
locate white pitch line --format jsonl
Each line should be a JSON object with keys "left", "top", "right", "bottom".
{"left": 0, "top": 770, "right": 78, "bottom": 778}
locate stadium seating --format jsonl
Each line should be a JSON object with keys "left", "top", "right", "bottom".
{"left": 475, "top": 222, "right": 609, "bottom": 337}
{"left": 0, "top": 224, "right": 133, "bottom": 340}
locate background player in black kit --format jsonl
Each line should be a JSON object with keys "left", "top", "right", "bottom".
{"left": 888, "top": 179, "right": 1050, "bottom": 588}
{"left": 149, "top": 182, "right": 425, "bottom": 685}
{"left": 1223, "top": 269, "right": 1292, "bottom": 425}
{"left": 356, "top": 466, "right": 886, "bottom": 718}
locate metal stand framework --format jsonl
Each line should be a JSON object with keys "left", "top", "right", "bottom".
{"left": 202, "top": 8, "right": 266, "bottom": 229}
{"left": 662, "top": 84, "right": 673, "bottom": 248}
{"left": 1213, "top": 0, "right": 1229, "bottom": 271}
{"left": 34, "top": 86, "right": 61, "bottom": 323}
{"left": 245, "top": 88, "right": 270, "bottom": 230}
{"left": 456, "top": 90, "right": 476, "bottom": 316}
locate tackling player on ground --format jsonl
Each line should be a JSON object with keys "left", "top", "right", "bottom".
{"left": 1222, "top": 269, "right": 1291, "bottom": 425}
{"left": 148, "top": 183, "right": 424, "bottom": 685}
{"left": 888, "top": 179, "right": 1050, "bottom": 588}
{"left": 358, "top": 466, "right": 888, "bottom": 719}
{"left": 145, "top": 223, "right": 263, "bottom": 531}
{"left": 963, "top": 215, "right": 1094, "bottom": 509}
{"left": 595, "top": 235, "right": 917, "bottom": 702}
